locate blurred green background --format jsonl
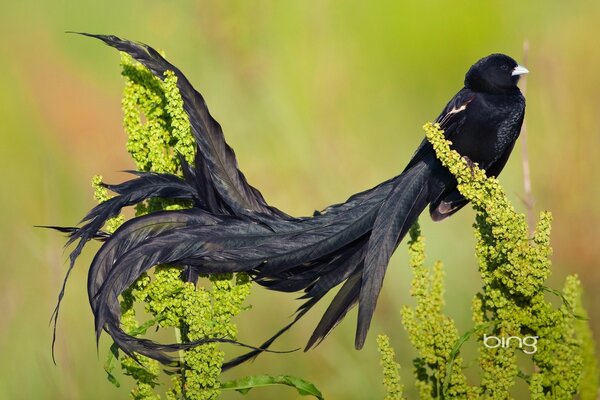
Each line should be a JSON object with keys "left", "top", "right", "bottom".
{"left": 1, "top": 1, "right": 599, "bottom": 398}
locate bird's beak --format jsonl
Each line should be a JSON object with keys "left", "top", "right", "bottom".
{"left": 511, "top": 65, "right": 529, "bottom": 76}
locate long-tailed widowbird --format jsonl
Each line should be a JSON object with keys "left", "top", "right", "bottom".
{"left": 50, "top": 33, "right": 527, "bottom": 369}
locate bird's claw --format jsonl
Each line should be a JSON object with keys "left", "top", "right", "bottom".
{"left": 463, "top": 156, "right": 476, "bottom": 178}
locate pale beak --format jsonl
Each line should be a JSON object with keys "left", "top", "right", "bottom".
{"left": 511, "top": 65, "right": 529, "bottom": 76}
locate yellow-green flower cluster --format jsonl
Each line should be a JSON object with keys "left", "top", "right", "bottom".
{"left": 379, "top": 123, "right": 597, "bottom": 399}
{"left": 121, "top": 53, "right": 194, "bottom": 174}
{"left": 376, "top": 334, "right": 404, "bottom": 400}
{"left": 93, "top": 53, "right": 252, "bottom": 399}
{"left": 174, "top": 274, "right": 251, "bottom": 400}
{"left": 120, "top": 53, "right": 196, "bottom": 215}
{"left": 400, "top": 223, "right": 475, "bottom": 399}
{"left": 564, "top": 275, "right": 599, "bottom": 400}
{"left": 421, "top": 122, "right": 597, "bottom": 398}
{"left": 116, "top": 272, "right": 162, "bottom": 399}
{"left": 124, "top": 269, "right": 252, "bottom": 400}
{"left": 92, "top": 175, "right": 124, "bottom": 233}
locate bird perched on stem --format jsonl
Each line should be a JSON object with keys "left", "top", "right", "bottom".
{"left": 50, "top": 33, "right": 527, "bottom": 369}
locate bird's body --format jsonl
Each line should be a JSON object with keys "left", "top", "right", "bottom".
{"left": 52, "top": 34, "right": 527, "bottom": 367}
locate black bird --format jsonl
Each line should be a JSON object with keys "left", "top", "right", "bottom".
{"left": 52, "top": 33, "right": 527, "bottom": 368}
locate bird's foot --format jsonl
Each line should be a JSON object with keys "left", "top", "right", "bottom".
{"left": 463, "top": 156, "right": 477, "bottom": 178}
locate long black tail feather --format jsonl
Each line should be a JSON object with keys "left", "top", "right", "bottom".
{"left": 39, "top": 226, "right": 110, "bottom": 241}
{"left": 72, "top": 32, "right": 289, "bottom": 220}
{"left": 306, "top": 272, "right": 362, "bottom": 350}
{"left": 50, "top": 33, "right": 447, "bottom": 369}
{"left": 66, "top": 171, "right": 201, "bottom": 267}
{"left": 106, "top": 319, "right": 297, "bottom": 366}
{"left": 356, "top": 162, "right": 431, "bottom": 348}
{"left": 221, "top": 295, "right": 322, "bottom": 371}
{"left": 48, "top": 171, "right": 203, "bottom": 361}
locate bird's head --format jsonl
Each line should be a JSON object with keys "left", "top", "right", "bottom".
{"left": 464, "top": 53, "right": 528, "bottom": 94}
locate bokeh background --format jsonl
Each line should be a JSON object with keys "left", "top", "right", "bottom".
{"left": 1, "top": 1, "right": 599, "bottom": 398}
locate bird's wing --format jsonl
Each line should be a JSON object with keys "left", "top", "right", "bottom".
{"left": 429, "top": 114, "right": 521, "bottom": 222}
{"left": 76, "top": 33, "right": 288, "bottom": 219}
{"left": 403, "top": 89, "right": 476, "bottom": 172}
{"left": 406, "top": 88, "right": 475, "bottom": 222}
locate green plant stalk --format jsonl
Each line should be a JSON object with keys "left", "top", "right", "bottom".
{"left": 94, "top": 52, "right": 323, "bottom": 400}
{"left": 400, "top": 223, "right": 476, "bottom": 399}
{"left": 425, "top": 122, "right": 590, "bottom": 398}
{"left": 93, "top": 53, "right": 253, "bottom": 400}
{"left": 376, "top": 334, "right": 405, "bottom": 400}
{"left": 378, "top": 123, "right": 597, "bottom": 399}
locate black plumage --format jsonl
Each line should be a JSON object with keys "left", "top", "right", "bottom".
{"left": 52, "top": 34, "right": 527, "bottom": 367}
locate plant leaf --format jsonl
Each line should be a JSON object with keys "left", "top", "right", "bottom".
{"left": 442, "top": 321, "right": 494, "bottom": 396}
{"left": 104, "top": 343, "right": 121, "bottom": 388}
{"left": 220, "top": 375, "right": 324, "bottom": 399}
{"left": 127, "top": 316, "right": 164, "bottom": 337}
